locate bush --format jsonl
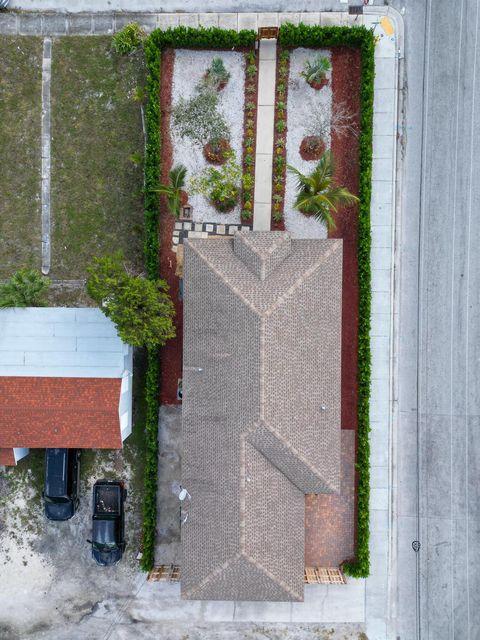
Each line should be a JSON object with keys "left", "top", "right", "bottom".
{"left": 86, "top": 252, "right": 176, "bottom": 350}
{"left": 190, "top": 152, "right": 241, "bottom": 212}
{"left": 0, "top": 268, "right": 50, "bottom": 308}
{"left": 204, "top": 56, "right": 230, "bottom": 90}
{"left": 112, "top": 22, "right": 146, "bottom": 55}
{"left": 172, "top": 86, "right": 230, "bottom": 149}
{"left": 279, "top": 23, "right": 374, "bottom": 579}
{"left": 300, "top": 54, "right": 331, "bottom": 84}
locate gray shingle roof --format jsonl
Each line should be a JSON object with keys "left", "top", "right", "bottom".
{"left": 181, "top": 231, "right": 343, "bottom": 601}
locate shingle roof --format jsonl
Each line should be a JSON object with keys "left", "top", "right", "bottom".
{"left": 181, "top": 231, "right": 343, "bottom": 601}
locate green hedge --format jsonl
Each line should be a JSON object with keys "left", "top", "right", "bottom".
{"left": 140, "top": 25, "right": 256, "bottom": 572}
{"left": 279, "top": 24, "right": 374, "bottom": 579}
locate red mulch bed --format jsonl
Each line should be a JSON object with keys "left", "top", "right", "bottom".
{"left": 329, "top": 47, "right": 361, "bottom": 431}
{"left": 158, "top": 49, "right": 183, "bottom": 405}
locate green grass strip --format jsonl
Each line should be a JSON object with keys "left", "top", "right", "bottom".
{"left": 140, "top": 26, "right": 256, "bottom": 572}
{"left": 279, "top": 24, "right": 374, "bottom": 578}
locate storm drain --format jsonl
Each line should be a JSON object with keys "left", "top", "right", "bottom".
{"left": 304, "top": 567, "right": 346, "bottom": 585}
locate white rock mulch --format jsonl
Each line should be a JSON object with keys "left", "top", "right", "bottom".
{"left": 171, "top": 49, "right": 245, "bottom": 224}
{"left": 285, "top": 48, "right": 332, "bottom": 239}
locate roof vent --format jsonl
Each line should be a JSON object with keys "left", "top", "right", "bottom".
{"left": 233, "top": 231, "right": 292, "bottom": 280}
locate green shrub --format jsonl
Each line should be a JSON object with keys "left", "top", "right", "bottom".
{"left": 86, "top": 252, "right": 176, "bottom": 350}
{"left": 246, "top": 63, "right": 257, "bottom": 77}
{"left": 300, "top": 54, "right": 331, "bottom": 84}
{"left": 0, "top": 268, "right": 50, "bottom": 308}
{"left": 112, "top": 22, "right": 146, "bottom": 55}
{"left": 279, "top": 22, "right": 374, "bottom": 579}
{"left": 204, "top": 56, "right": 231, "bottom": 90}
{"left": 172, "top": 87, "right": 230, "bottom": 149}
{"left": 190, "top": 153, "right": 241, "bottom": 213}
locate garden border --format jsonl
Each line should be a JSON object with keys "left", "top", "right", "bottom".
{"left": 141, "top": 25, "right": 256, "bottom": 572}
{"left": 278, "top": 24, "right": 374, "bottom": 579}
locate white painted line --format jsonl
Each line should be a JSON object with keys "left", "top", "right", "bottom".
{"left": 41, "top": 37, "right": 52, "bottom": 275}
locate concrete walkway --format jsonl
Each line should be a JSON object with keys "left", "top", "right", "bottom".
{"left": 253, "top": 38, "right": 276, "bottom": 231}
{"left": 41, "top": 37, "right": 52, "bottom": 275}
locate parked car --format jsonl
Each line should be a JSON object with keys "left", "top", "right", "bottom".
{"left": 87, "top": 480, "right": 127, "bottom": 566}
{"left": 42, "top": 448, "right": 80, "bottom": 521}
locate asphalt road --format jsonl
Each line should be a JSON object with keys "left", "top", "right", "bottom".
{"left": 393, "top": 0, "right": 480, "bottom": 638}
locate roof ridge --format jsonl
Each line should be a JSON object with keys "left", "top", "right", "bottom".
{"left": 186, "top": 241, "right": 262, "bottom": 318}
{"left": 241, "top": 552, "right": 302, "bottom": 601}
{"left": 182, "top": 553, "right": 241, "bottom": 599}
{"left": 248, "top": 420, "right": 338, "bottom": 494}
{"left": 264, "top": 240, "right": 342, "bottom": 318}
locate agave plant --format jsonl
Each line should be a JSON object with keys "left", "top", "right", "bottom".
{"left": 155, "top": 164, "right": 187, "bottom": 218}
{"left": 300, "top": 55, "right": 331, "bottom": 84}
{"left": 204, "top": 57, "right": 231, "bottom": 91}
{"left": 287, "top": 150, "right": 358, "bottom": 229}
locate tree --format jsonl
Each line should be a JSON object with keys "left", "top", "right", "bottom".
{"left": 172, "top": 85, "right": 230, "bottom": 149}
{"left": 86, "top": 252, "right": 175, "bottom": 349}
{"left": 155, "top": 164, "right": 187, "bottom": 218}
{"left": 287, "top": 150, "right": 359, "bottom": 229}
{"left": 306, "top": 101, "right": 358, "bottom": 143}
{"left": 0, "top": 268, "right": 50, "bottom": 308}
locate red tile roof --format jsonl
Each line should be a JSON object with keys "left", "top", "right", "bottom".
{"left": 0, "top": 448, "right": 16, "bottom": 466}
{"left": 0, "top": 377, "right": 123, "bottom": 450}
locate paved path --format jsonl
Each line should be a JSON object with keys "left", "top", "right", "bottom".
{"left": 41, "top": 37, "right": 51, "bottom": 275}
{"left": 253, "top": 38, "right": 276, "bottom": 231}
{"left": 393, "top": 0, "right": 480, "bottom": 638}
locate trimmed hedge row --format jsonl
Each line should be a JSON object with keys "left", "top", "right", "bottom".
{"left": 140, "top": 26, "right": 256, "bottom": 572}
{"left": 279, "top": 24, "right": 375, "bottom": 579}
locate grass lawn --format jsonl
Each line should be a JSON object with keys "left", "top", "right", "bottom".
{"left": 0, "top": 37, "right": 43, "bottom": 278}
{"left": 50, "top": 37, "right": 146, "bottom": 279}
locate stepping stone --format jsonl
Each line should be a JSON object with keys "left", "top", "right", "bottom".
{"left": 205, "top": 224, "right": 214, "bottom": 232}
{"left": 173, "top": 237, "right": 179, "bottom": 245}
{"left": 174, "top": 222, "right": 183, "bottom": 230}
{"left": 183, "top": 222, "right": 192, "bottom": 230}
{"left": 173, "top": 230, "right": 180, "bottom": 237}
{"left": 227, "top": 227, "right": 236, "bottom": 235}
{"left": 217, "top": 225, "right": 226, "bottom": 234}
{"left": 194, "top": 223, "right": 203, "bottom": 231}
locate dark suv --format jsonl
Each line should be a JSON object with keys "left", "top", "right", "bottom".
{"left": 43, "top": 448, "right": 80, "bottom": 521}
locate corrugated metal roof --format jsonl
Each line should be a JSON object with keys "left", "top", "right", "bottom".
{"left": 0, "top": 308, "right": 128, "bottom": 378}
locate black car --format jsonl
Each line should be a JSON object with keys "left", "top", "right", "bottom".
{"left": 87, "top": 480, "right": 127, "bottom": 566}
{"left": 43, "top": 448, "right": 80, "bottom": 521}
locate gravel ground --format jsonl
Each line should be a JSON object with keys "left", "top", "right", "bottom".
{"left": 285, "top": 48, "right": 332, "bottom": 239}
{"left": 171, "top": 49, "right": 245, "bottom": 224}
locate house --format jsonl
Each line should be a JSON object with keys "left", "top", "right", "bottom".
{"left": 181, "top": 231, "right": 343, "bottom": 601}
{"left": 0, "top": 307, "right": 133, "bottom": 466}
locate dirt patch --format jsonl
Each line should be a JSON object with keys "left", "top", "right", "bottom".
{"left": 203, "top": 137, "right": 231, "bottom": 165}
{"left": 329, "top": 47, "right": 361, "bottom": 431}
{"left": 299, "top": 135, "right": 326, "bottom": 161}
{"left": 159, "top": 49, "right": 183, "bottom": 406}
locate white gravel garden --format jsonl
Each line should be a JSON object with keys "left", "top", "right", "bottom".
{"left": 284, "top": 48, "right": 332, "bottom": 239}
{"left": 170, "top": 49, "right": 246, "bottom": 224}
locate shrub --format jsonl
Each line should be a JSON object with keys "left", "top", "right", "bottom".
{"left": 300, "top": 54, "right": 331, "bottom": 84}
{"left": 86, "top": 252, "right": 176, "bottom": 350}
{"left": 0, "top": 268, "right": 50, "bottom": 308}
{"left": 276, "top": 120, "right": 286, "bottom": 133}
{"left": 112, "top": 22, "right": 146, "bottom": 55}
{"left": 172, "top": 86, "right": 230, "bottom": 149}
{"left": 190, "top": 153, "right": 241, "bottom": 212}
{"left": 204, "top": 56, "right": 230, "bottom": 90}
{"left": 246, "top": 63, "right": 257, "bottom": 77}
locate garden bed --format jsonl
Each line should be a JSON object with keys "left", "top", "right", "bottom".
{"left": 0, "top": 37, "right": 43, "bottom": 278}
{"left": 50, "top": 37, "right": 146, "bottom": 279}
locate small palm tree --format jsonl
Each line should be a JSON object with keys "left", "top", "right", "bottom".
{"left": 156, "top": 164, "right": 187, "bottom": 218}
{"left": 300, "top": 55, "right": 331, "bottom": 84}
{"left": 288, "top": 150, "right": 358, "bottom": 229}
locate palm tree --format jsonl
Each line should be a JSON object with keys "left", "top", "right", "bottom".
{"left": 287, "top": 150, "right": 358, "bottom": 229}
{"left": 155, "top": 164, "right": 187, "bottom": 218}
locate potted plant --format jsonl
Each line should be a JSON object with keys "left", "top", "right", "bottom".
{"left": 288, "top": 150, "right": 358, "bottom": 229}
{"left": 155, "top": 164, "right": 188, "bottom": 218}
{"left": 300, "top": 55, "right": 331, "bottom": 90}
